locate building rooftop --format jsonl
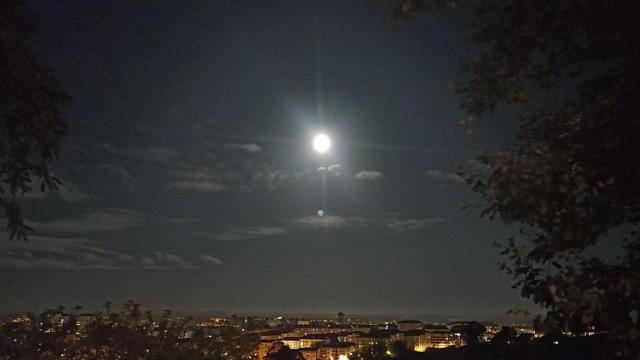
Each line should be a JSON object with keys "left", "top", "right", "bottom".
{"left": 403, "top": 330, "right": 426, "bottom": 336}
{"left": 317, "top": 342, "right": 355, "bottom": 349}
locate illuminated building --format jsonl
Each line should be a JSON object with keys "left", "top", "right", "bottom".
{"left": 386, "top": 325, "right": 458, "bottom": 351}
{"left": 340, "top": 331, "right": 401, "bottom": 351}
{"left": 420, "top": 325, "right": 458, "bottom": 349}
{"left": 282, "top": 336, "right": 330, "bottom": 350}
{"left": 294, "top": 325, "right": 353, "bottom": 337}
{"left": 316, "top": 342, "right": 355, "bottom": 360}
{"left": 259, "top": 340, "right": 354, "bottom": 360}
{"left": 402, "top": 330, "right": 429, "bottom": 352}
{"left": 351, "top": 326, "right": 373, "bottom": 334}
{"left": 301, "top": 336, "right": 332, "bottom": 349}
{"left": 397, "top": 320, "right": 422, "bottom": 332}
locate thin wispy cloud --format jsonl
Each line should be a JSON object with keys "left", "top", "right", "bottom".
{"left": 22, "top": 181, "right": 94, "bottom": 202}
{"left": 292, "top": 215, "right": 364, "bottom": 229}
{"left": 0, "top": 236, "right": 199, "bottom": 270}
{"left": 97, "top": 163, "right": 137, "bottom": 191}
{"left": 386, "top": 217, "right": 446, "bottom": 231}
{"left": 291, "top": 214, "right": 445, "bottom": 232}
{"left": 99, "top": 143, "right": 177, "bottom": 163}
{"left": 55, "top": 182, "right": 94, "bottom": 202}
{"left": 30, "top": 209, "right": 142, "bottom": 235}
{"left": 166, "top": 164, "right": 291, "bottom": 193}
{"left": 210, "top": 226, "right": 287, "bottom": 241}
{"left": 166, "top": 217, "right": 199, "bottom": 225}
{"left": 200, "top": 254, "right": 224, "bottom": 266}
{"left": 250, "top": 169, "right": 291, "bottom": 192}
{"left": 132, "top": 147, "right": 177, "bottom": 163}
{"left": 167, "top": 180, "right": 227, "bottom": 193}
{"left": 318, "top": 164, "right": 342, "bottom": 176}
{"left": 423, "top": 169, "right": 464, "bottom": 184}
{"left": 142, "top": 252, "right": 197, "bottom": 269}
{"left": 223, "top": 142, "right": 262, "bottom": 153}
{"left": 167, "top": 168, "right": 227, "bottom": 193}
{"left": 355, "top": 170, "right": 383, "bottom": 181}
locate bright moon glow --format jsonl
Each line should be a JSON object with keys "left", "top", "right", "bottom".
{"left": 313, "top": 134, "right": 331, "bottom": 153}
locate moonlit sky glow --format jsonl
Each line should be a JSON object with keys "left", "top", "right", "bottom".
{"left": 0, "top": 0, "right": 534, "bottom": 321}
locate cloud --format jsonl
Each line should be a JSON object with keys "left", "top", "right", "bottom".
{"left": 145, "top": 252, "right": 196, "bottom": 269}
{"left": 55, "top": 182, "right": 94, "bottom": 202}
{"left": 0, "top": 235, "right": 196, "bottom": 270}
{"left": 386, "top": 217, "right": 446, "bottom": 231}
{"left": 423, "top": 169, "right": 464, "bottom": 184}
{"left": 200, "top": 254, "right": 224, "bottom": 266}
{"left": 132, "top": 147, "right": 177, "bottom": 163}
{"left": 292, "top": 215, "right": 365, "bottom": 229}
{"left": 167, "top": 168, "right": 227, "bottom": 193}
{"left": 30, "top": 209, "right": 142, "bottom": 235}
{"left": 166, "top": 217, "right": 199, "bottom": 225}
{"left": 291, "top": 214, "right": 445, "bottom": 232}
{"left": 318, "top": 164, "right": 342, "bottom": 176}
{"left": 167, "top": 163, "right": 294, "bottom": 194}
{"left": 22, "top": 181, "right": 93, "bottom": 202}
{"left": 167, "top": 180, "right": 226, "bottom": 193}
{"left": 250, "top": 169, "right": 291, "bottom": 192}
{"left": 97, "top": 163, "right": 137, "bottom": 191}
{"left": 99, "top": 143, "right": 177, "bottom": 163}
{"left": 355, "top": 170, "right": 383, "bottom": 181}
{"left": 223, "top": 143, "right": 262, "bottom": 153}
{"left": 210, "top": 226, "right": 287, "bottom": 241}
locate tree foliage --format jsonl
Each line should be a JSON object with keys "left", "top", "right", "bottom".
{"left": 350, "top": 343, "right": 392, "bottom": 360}
{"left": 265, "top": 346, "right": 305, "bottom": 360}
{"left": 449, "top": 322, "right": 485, "bottom": 347}
{"left": 490, "top": 326, "right": 517, "bottom": 346}
{"left": 388, "top": 0, "right": 640, "bottom": 357}
{"left": 0, "top": 0, "right": 69, "bottom": 240}
{"left": 0, "top": 301, "right": 255, "bottom": 360}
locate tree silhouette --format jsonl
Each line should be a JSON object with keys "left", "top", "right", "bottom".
{"left": 389, "top": 1, "right": 640, "bottom": 357}
{"left": 491, "top": 326, "right": 517, "bottom": 346}
{"left": 1, "top": 0, "right": 70, "bottom": 240}
{"left": 0, "top": 301, "right": 256, "bottom": 359}
{"left": 450, "top": 322, "right": 486, "bottom": 347}
{"left": 265, "top": 346, "right": 305, "bottom": 360}
{"left": 351, "top": 343, "right": 392, "bottom": 360}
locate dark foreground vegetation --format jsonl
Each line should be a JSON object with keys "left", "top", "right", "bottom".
{"left": 0, "top": 302, "right": 253, "bottom": 360}
{"left": 393, "top": 337, "right": 614, "bottom": 360}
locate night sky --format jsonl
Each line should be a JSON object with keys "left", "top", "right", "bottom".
{"left": 0, "top": 0, "right": 533, "bottom": 320}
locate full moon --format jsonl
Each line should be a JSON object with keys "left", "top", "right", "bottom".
{"left": 313, "top": 134, "right": 331, "bottom": 153}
